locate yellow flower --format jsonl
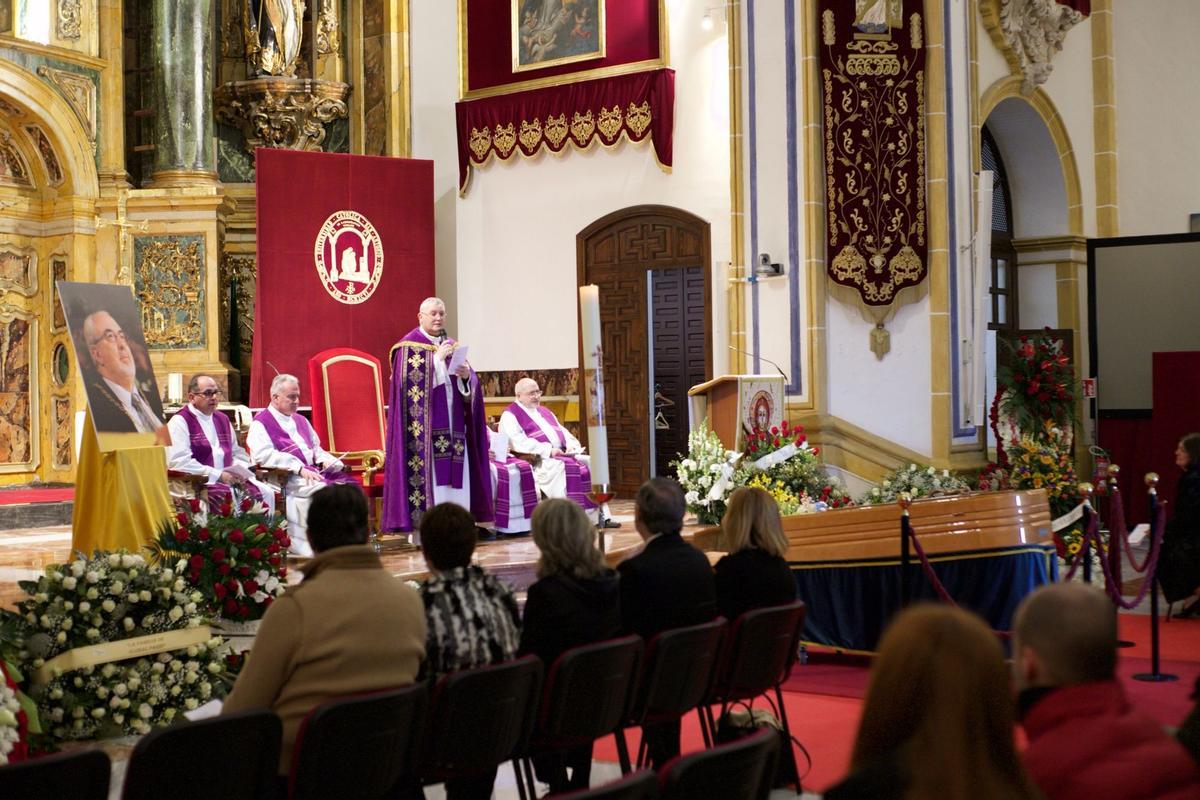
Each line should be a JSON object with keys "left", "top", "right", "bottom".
{"left": 1067, "top": 541, "right": 1081, "bottom": 555}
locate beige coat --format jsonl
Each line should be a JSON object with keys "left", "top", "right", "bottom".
{"left": 222, "top": 545, "right": 426, "bottom": 774}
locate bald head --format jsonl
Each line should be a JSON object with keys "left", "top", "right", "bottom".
{"left": 515, "top": 377, "right": 542, "bottom": 408}
{"left": 1014, "top": 582, "right": 1117, "bottom": 689}
{"left": 418, "top": 297, "right": 447, "bottom": 337}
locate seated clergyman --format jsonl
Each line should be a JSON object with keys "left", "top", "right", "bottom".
{"left": 246, "top": 374, "right": 359, "bottom": 557}
{"left": 498, "top": 378, "right": 618, "bottom": 528}
{"left": 166, "top": 374, "right": 276, "bottom": 514}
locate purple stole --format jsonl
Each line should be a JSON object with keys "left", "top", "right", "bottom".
{"left": 492, "top": 454, "right": 538, "bottom": 529}
{"left": 177, "top": 405, "right": 266, "bottom": 508}
{"left": 251, "top": 408, "right": 358, "bottom": 486}
{"left": 506, "top": 403, "right": 595, "bottom": 509}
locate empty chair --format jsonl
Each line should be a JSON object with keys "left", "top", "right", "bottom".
{"left": 616, "top": 618, "right": 727, "bottom": 773}
{"left": 0, "top": 748, "right": 110, "bottom": 799}
{"left": 419, "top": 655, "right": 543, "bottom": 800}
{"left": 659, "top": 726, "right": 778, "bottom": 800}
{"left": 289, "top": 683, "right": 428, "bottom": 800}
{"left": 516, "top": 636, "right": 644, "bottom": 796}
{"left": 122, "top": 709, "right": 282, "bottom": 800}
{"left": 700, "top": 601, "right": 806, "bottom": 786}
{"left": 555, "top": 769, "right": 659, "bottom": 799}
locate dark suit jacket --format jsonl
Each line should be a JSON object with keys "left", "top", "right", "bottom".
{"left": 86, "top": 377, "right": 139, "bottom": 434}
{"left": 617, "top": 533, "right": 717, "bottom": 639}
{"left": 713, "top": 548, "right": 797, "bottom": 623}
{"left": 519, "top": 570, "right": 621, "bottom": 671}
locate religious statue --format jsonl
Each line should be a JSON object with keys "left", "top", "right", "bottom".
{"left": 243, "top": 0, "right": 306, "bottom": 77}
{"left": 854, "top": 0, "right": 902, "bottom": 36}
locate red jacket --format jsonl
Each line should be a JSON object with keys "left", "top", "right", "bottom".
{"left": 1021, "top": 680, "right": 1200, "bottom": 800}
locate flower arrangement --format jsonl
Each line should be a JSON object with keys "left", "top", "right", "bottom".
{"left": 996, "top": 330, "right": 1078, "bottom": 446}
{"left": 736, "top": 427, "right": 853, "bottom": 512}
{"left": 150, "top": 495, "right": 289, "bottom": 622}
{"left": 673, "top": 421, "right": 741, "bottom": 525}
{"left": 745, "top": 419, "right": 810, "bottom": 459}
{"left": 0, "top": 552, "right": 235, "bottom": 743}
{"left": 859, "top": 463, "right": 972, "bottom": 505}
{"left": 743, "top": 473, "right": 807, "bottom": 516}
{"left": 0, "top": 661, "right": 28, "bottom": 764}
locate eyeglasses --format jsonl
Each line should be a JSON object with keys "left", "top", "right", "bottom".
{"left": 90, "top": 329, "right": 127, "bottom": 346}
{"left": 192, "top": 389, "right": 221, "bottom": 398}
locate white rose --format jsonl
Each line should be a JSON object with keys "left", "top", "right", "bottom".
{"left": 184, "top": 698, "right": 198, "bottom": 710}
{"left": 139, "top": 590, "right": 152, "bottom": 602}
{"left": 109, "top": 581, "right": 124, "bottom": 594}
{"left": 942, "top": 470, "right": 950, "bottom": 478}
{"left": 62, "top": 577, "right": 77, "bottom": 590}
{"left": 207, "top": 661, "right": 222, "bottom": 674}
{"left": 78, "top": 601, "right": 90, "bottom": 613}
{"left": 113, "top": 713, "right": 125, "bottom": 725}
{"left": 163, "top": 708, "right": 176, "bottom": 721}
{"left": 168, "top": 606, "right": 183, "bottom": 622}
{"left": 114, "top": 683, "right": 128, "bottom": 697}
{"left": 101, "top": 664, "right": 116, "bottom": 678}
{"left": 123, "top": 617, "right": 135, "bottom": 631}
{"left": 101, "top": 599, "right": 115, "bottom": 613}
{"left": 909, "top": 464, "right": 917, "bottom": 472}
{"left": 91, "top": 707, "right": 106, "bottom": 719}
{"left": 86, "top": 588, "right": 98, "bottom": 600}
{"left": 138, "top": 704, "right": 153, "bottom": 719}
{"left": 127, "top": 593, "right": 140, "bottom": 604}
{"left": 71, "top": 561, "right": 86, "bottom": 577}
{"left": 86, "top": 628, "right": 100, "bottom": 640}
{"left": 883, "top": 480, "right": 891, "bottom": 489}
{"left": 685, "top": 491, "right": 700, "bottom": 504}
{"left": 108, "top": 554, "right": 121, "bottom": 567}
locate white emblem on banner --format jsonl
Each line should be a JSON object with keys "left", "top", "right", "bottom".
{"left": 313, "top": 210, "right": 384, "bottom": 305}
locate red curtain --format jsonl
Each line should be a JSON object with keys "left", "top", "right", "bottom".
{"left": 251, "top": 150, "right": 435, "bottom": 407}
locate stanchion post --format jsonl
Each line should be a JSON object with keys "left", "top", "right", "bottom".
{"left": 899, "top": 493, "right": 912, "bottom": 609}
{"left": 1133, "top": 472, "right": 1177, "bottom": 683}
{"left": 1077, "top": 482, "right": 1093, "bottom": 583}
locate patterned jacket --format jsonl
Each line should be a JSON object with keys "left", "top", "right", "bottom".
{"left": 418, "top": 564, "right": 521, "bottom": 680}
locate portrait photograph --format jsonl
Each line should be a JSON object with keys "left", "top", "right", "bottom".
{"left": 513, "top": 0, "right": 606, "bottom": 72}
{"left": 58, "top": 281, "right": 166, "bottom": 451}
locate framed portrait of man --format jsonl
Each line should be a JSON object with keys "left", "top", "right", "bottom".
{"left": 58, "top": 282, "right": 166, "bottom": 451}
{"left": 512, "top": 0, "right": 606, "bottom": 72}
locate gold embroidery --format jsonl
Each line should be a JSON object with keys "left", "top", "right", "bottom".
{"left": 408, "top": 454, "right": 424, "bottom": 471}
{"left": 518, "top": 118, "right": 542, "bottom": 152}
{"left": 453, "top": 440, "right": 465, "bottom": 456}
{"left": 493, "top": 123, "right": 517, "bottom": 157}
{"left": 407, "top": 385, "right": 423, "bottom": 402}
{"left": 407, "top": 352, "right": 425, "bottom": 369}
{"left": 409, "top": 489, "right": 425, "bottom": 507}
{"left": 597, "top": 105, "right": 623, "bottom": 142}
{"left": 544, "top": 113, "right": 568, "bottom": 148}
{"left": 570, "top": 110, "right": 595, "bottom": 143}
{"left": 625, "top": 102, "right": 651, "bottom": 137}
{"left": 435, "top": 435, "right": 450, "bottom": 453}
{"left": 469, "top": 126, "right": 492, "bottom": 160}
{"left": 409, "top": 420, "right": 424, "bottom": 438}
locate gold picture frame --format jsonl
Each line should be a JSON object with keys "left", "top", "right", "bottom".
{"left": 512, "top": 0, "right": 607, "bottom": 73}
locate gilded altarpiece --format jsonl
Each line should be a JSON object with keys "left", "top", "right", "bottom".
{"left": 0, "top": 309, "right": 36, "bottom": 472}
{"left": 133, "top": 235, "right": 207, "bottom": 350}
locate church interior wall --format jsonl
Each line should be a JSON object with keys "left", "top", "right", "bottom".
{"left": 1113, "top": 0, "right": 1200, "bottom": 237}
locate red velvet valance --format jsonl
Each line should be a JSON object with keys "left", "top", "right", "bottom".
{"left": 455, "top": 68, "right": 675, "bottom": 193}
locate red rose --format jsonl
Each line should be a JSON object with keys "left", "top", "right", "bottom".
{"left": 224, "top": 598, "right": 238, "bottom": 614}
{"left": 273, "top": 530, "right": 288, "bottom": 542}
{"left": 240, "top": 496, "right": 253, "bottom": 512}
{"left": 211, "top": 547, "right": 227, "bottom": 562}
{"left": 239, "top": 566, "right": 251, "bottom": 577}
{"left": 255, "top": 524, "right": 268, "bottom": 535}
{"left": 243, "top": 579, "right": 259, "bottom": 594}
{"left": 812, "top": 447, "right": 820, "bottom": 455}
{"left": 770, "top": 426, "right": 779, "bottom": 435}
{"left": 266, "top": 543, "right": 280, "bottom": 555}
{"left": 795, "top": 434, "right": 806, "bottom": 445}
{"left": 198, "top": 529, "right": 211, "bottom": 542}
{"left": 1037, "top": 392, "right": 1049, "bottom": 402}
{"left": 279, "top": 566, "right": 288, "bottom": 578}
{"left": 248, "top": 548, "right": 262, "bottom": 560}
{"left": 264, "top": 596, "right": 274, "bottom": 607}
{"left": 238, "top": 605, "right": 251, "bottom": 619}
{"left": 268, "top": 555, "right": 281, "bottom": 566}
{"left": 189, "top": 555, "right": 204, "bottom": 569}
{"left": 213, "top": 583, "right": 227, "bottom": 599}
{"left": 217, "top": 564, "right": 231, "bottom": 575}
{"left": 748, "top": 444, "right": 758, "bottom": 453}
{"left": 176, "top": 512, "right": 189, "bottom": 525}
{"left": 229, "top": 529, "right": 245, "bottom": 544}
{"left": 174, "top": 528, "right": 189, "bottom": 542}
{"left": 221, "top": 503, "right": 233, "bottom": 516}
{"left": 781, "top": 420, "right": 790, "bottom": 431}
{"left": 758, "top": 430, "right": 767, "bottom": 441}
{"left": 280, "top": 536, "right": 291, "bottom": 549}
{"left": 227, "top": 578, "right": 240, "bottom": 591}
{"left": 773, "top": 437, "right": 781, "bottom": 447}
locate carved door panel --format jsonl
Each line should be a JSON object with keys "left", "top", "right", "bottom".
{"left": 652, "top": 266, "right": 706, "bottom": 475}
{"left": 593, "top": 268, "right": 649, "bottom": 493}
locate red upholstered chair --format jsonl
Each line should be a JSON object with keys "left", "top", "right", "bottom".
{"left": 307, "top": 347, "right": 388, "bottom": 529}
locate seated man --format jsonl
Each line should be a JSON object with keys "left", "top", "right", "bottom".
{"left": 488, "top": 427, "right": 538, "bottom": 536}
{"left": 246, "top": 374, "right": 359, "bottom": 557}
{"left": 498, "top": 378, "right": 617, "bottom": 527}
{"left": 167, "top": 374, "right": 275, "bottom": 514}
{"left": 221, "top": 484, "right": 426, "bottom": 779}
{"left": 1015, "top": 582, "right": 1200, "bottom": 799}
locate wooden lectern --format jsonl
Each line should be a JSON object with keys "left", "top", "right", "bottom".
{"left": 687, "top": 374, "right": 785, "bottom": 451}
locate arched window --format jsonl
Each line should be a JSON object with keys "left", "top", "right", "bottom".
{"left": 981, "top": 126, "right": 1018, "bottom": 331}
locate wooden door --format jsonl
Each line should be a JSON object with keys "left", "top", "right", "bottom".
{"left": 578, "top": 207, "right": 712, "bottom": 494}
{"left": 652, "top": 265, "right": 707, "bottom": 474}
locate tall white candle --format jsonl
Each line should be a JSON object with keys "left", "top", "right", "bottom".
{"left": 579, "top": 285, "right": 610, "bottom": 485}
{"left": 168, "top": 373, "right": 184, "bottom": 403}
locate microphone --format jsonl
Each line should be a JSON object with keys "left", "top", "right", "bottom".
{"left": 728, "top": 345, "right": 789, "bottom": 385}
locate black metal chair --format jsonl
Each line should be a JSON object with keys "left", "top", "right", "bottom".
{"left": 0, "top": 748, "right": 110, "bottom": 799}
{"left": 122, "top": 709, "right": 282, "bottom": 800}
{"left": 615, "top": 617, "right": 727, "bottom": 773}
{"left": 658, "top": 726, "right": 778, "bottom": 800}
{"left": 699, "top": 601, "right": 806, "bottom": 786}
{"left": 419, "top": 655, "right": 544, "bottom": 800}
{"left": 288, "top": 683, "right": 428, "bottom": 800}
{"left": 515, "top": 635, "right": 644, "bottom": 797}
{"left": 554, "top": 769, "right": 659, "bottom": 799}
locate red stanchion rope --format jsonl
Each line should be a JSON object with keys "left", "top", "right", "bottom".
{"left": 1108, "top": 487, "right": 1154, "bottom": 574}
{"left": 1058, "top": 498, "right": 1168, "bottom": 610}
{"left": 906, "top": 527, "right": 1012, "bottom": 639}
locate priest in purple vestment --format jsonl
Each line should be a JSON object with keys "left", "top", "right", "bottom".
{"left": 167, "top": 374, "right": 275, "bottom": 514}
{"left": 382, "top": 297, "right": 494, "bottom": 533}
{"left": 498, "top": 378, "right": 618, "bottom": 527}
{"left": 247, "top": 374, "right": 359, "bottom": 556}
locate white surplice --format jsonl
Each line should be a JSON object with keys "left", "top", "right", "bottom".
{"left": 498, "top": 402, "right": 606, "bottom": 518}
{"left": 166, "top": 409, "right": 276, "bottom": 514}
{"left": 419, "top": 328, "right": 473, "bottom": 513}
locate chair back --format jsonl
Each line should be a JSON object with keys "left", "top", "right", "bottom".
{"left": 0, "top": 748, "right": 110, "bottom": 799}
{"left": 713, "top": 601, "right": 806, "bottom": 703}
{"left": 659, "top": 726, "right": 778, "bottom": 800}
{"left": 633, "top": 618, "right": 726, "bottom": 724}
{"left": 121, "top": 709, "right": 282, "bottom": 800}
{"left": 421, "top": 655, "right": 543, "bottom": 782}
{"left": 536, "top": 635, "right": 643, "bottom": 746}
{"left": 556, "top": 769, "right": 659, "bottom": 799}
{"left": 290, "top": 683, "right": 428, "bottom": 800}
{"left": 307, "top": 347, "right": 386, "bottom": 453}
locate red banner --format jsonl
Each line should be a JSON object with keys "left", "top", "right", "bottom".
{"left": 456, "top": 68, "right": 674, "bottom": 192}
{"left": 251, "top": 150, "right": 434, "bottom": 406}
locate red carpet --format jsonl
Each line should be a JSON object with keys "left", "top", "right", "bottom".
{"left": 0, "top": 488, "right": 74, "bottom": 505}
{"left": 595, "top": 614, "right": 1200, "bottom": 794}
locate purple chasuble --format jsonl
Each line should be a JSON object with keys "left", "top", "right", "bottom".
{"left": 506, "top": 403, "right": 595, "bottom": 509}
{"left": 251, "top": 408, "right": 359, "bottom": 486}
{"left": 178, "top": 405, "right": 268, "bottom": 510}
{"left": 381, "top": 327, "right": 494, "bottom": 532}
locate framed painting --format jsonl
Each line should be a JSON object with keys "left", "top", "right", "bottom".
{"left": 512, "top": 0, "right": 606, "bottom": 72}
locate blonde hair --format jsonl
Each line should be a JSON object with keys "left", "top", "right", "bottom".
{"left": 851, "top": 605, "right": 1039, "bottom": 800}
{"left": 721, "top": 487, "right": 788, "bottom": 558}
{"left": 531, "top": 498, "right": 606, "bottom": 580}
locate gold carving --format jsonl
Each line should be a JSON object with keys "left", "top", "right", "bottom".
{"left": 597, "top": 105, "right": 622, "bottom": 142}
{"left": 544, "top": 113, "right": 568, "bottom": 148}
{"left": 570, "top": 110, "right": 595, "bottom": 143}
{"left": 518, "top": 118, "right": 542, "bottom": 153}
{"left": 823, "top": 9, "right": 836, "bottom": 45}
{"left": 53, "top": 396, "right": 71, "bottom": 468}
{"left": 242, "top": 0, "right": 308, "bottom": 77}
{"left": 35, "top": 66, "right": 96, "bottom": 151}
{"left": 134, "top": 237, "right": 206, "bottom": 349}
{"left": 469, "top": 126, "right": 492, "bottom": 160}
{"left": 219, "top": 254, "right": 255, "bottom": 371}
{"left": 493, "top": 122, "right": 516, "bottom": 157}
{"left": 213, "top": 77, "right": 350, "bottom": 154}
{"left": 57, "top": 0, "right": 82, "bottom": 40}
{"left": 910, "top": 13, "right": 922, "bottom": 49}
{"left": 0, "top": 246, "right": 36, "bottom": 296}
{"left": 0, "top": 130, "right": 31, "bottom": 187}
{"left": 625, "top": 101, "right": 651, "bottom": 137}
{"left": 221, "top": 0, "right": 246, "bottom": 57}
{"left": 981, "top": 0, "right": 1085, "bottom": 94}
{"left": 23, "top": 125, "right": 63, "bottom": 187}
{"left": 315, "top": 0, "right": 340, "bottom": 55}
{"left": 0, "top": 309, "right": 36, "bottom": 472}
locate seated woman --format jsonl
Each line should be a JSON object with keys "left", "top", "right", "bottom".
{"left": 1161, "top": 433, "right": 1200, "bottom": 617}
{"left": 714, "top": 487, "right": 797, "bottom": 622}
{"left": 221, "top": 484, "right": 426, "bottom": 777}
{"left": 519, "top": 498, "right": 621, "bottom": 793}
{"left": 825, "top": 605, "right": 1040, "bottom": 800}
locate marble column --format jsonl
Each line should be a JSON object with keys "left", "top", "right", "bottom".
{"left": 151, "top": 0, "right": 216, "bottom": 183}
